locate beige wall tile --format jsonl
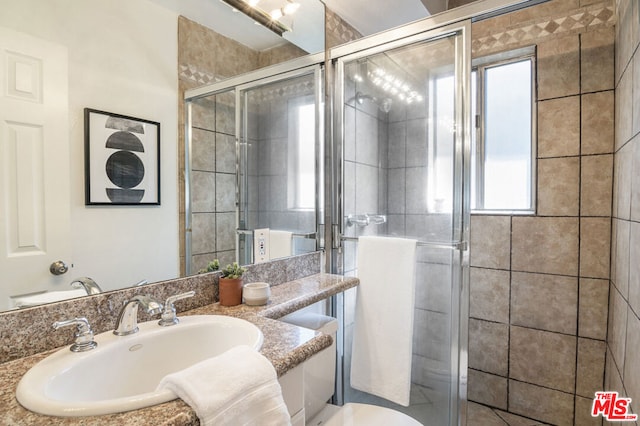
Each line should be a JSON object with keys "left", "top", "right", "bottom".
{"left": 614, "top": 141, "right": 634, "bottom": 220}
{"left": 537, "top": 157, "right": 580, "bottom": 216}
{"left": 191, "top": 171, "right": 216, "bottom": 213}
{"left": 511, "top": 272, "right": 578, "bottom": 334}
{"left": 470, "top": 215, "right": 511, "bottom": 269}
{"left": 581, "top": 26, "right": 615, "bottom": 93}
{"left": 509, "top": 379, "right": 575, "bottom": 425}
{"left": 579, "top": 278, "right": 610, "bottom": 340}
{"left": 605, "top": 348, "right": 625, "bottom": 395}
{"left": 575, "top": 396, "right": 603, "bottom": 426}
{"left": 634, "top": 50, "right": 640, "bottom": 135}
{"left": 629, "top": 223, "right": 640, "bottom": 315}
{"left": 191, "top": 212, "right": 216, "bottom": 254}
{"left": 623, "top": 309, "right": 640, "bottom": 411}
{"left": 576, "top": 338, "right": 606, "bottom": 398}
{"left": 582, "top": 91, "right": 615, "bottom": 155}
{"left": 512, "top": 217, "right": 579, "bottom": 276}
{"left": 538, "top": 34, "right": 580, "bottom": 100}
{"left": 616, "top": 66, "right": 634, "bottom": 150}
{"left": 614, "top": 219, "right": 631, "bottom": 297}
{"left": 608, "top": 285, "right": 629, "bottom": 373}
{"left": 470, "top": 267, "right": 510, "bottom": 324}
{"left": 580, "top": 217, "right": 611, "bottom": 279}
{"left": 632, "top": 137, "right": 640, "bottom": 221}
{"left": 467, "top": 402, "right": 508, "bottom": 426}
{"left": 538, "top": 96, "right": 580, "bottom": 158}
{"left": 469, "top": 319, "right": 509, "bottom": 376}
{"left": 616, "top": 0, "right": 640, "bottom": 84}
{"left": 581, "top": 155, "right": 613, "bottom": 216}
{"left": 468, "top": 369, "right": 508, "bottom": 410}
{"left": 510, "top": 326, "right": 577, "bottom": 393}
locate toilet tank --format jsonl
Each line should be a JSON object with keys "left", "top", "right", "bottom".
{"left": 280, "top": 311, "right": 338, "bottom": 421}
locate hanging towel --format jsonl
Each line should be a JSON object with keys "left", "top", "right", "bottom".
{"left": 157, "top": 345, "right": 291, "bottom": 426}
{"left": 269, "top": 230, "right": 293, "bottom": 260}
{"left": 350, "top": 236, "right": 418, "bottom": 407}
{"left": 12, "top": 289, "right": 88, "bottom": 308}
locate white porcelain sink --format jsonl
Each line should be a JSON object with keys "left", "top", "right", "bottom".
{"left": 16, "top": 315, "right": 263, "bottom": 417}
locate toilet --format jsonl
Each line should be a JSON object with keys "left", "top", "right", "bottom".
{"left": 280, "top": 310, "right": 422, "bottom": 426}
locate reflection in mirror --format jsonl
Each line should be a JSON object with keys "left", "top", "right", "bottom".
{"left": 186, "top": 65, "right": 322, "bottom": 274}
{"left": 0, "top": 0, "right": 325, "bottom": 312}
{"left": 237, "top": 69, "right": 322, "bottom": 265}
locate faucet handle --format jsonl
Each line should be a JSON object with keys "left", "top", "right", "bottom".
{"left": 159, "top": 291, "right": 196, "bottom": 327}
{"left": 53, "top": 317, "right": 98, "bottom": 352}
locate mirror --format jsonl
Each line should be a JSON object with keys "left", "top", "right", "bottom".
{"left": 0, "top": 0, "right": 324, "bottom": 312}
{"left": 0, "top": 0, "right": 462, "bottom": 311}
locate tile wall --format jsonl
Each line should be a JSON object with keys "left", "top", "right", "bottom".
{"left": 605, "top": 0, "right": 640, "bottom": 421}
{"left": 467, "top": 1, "right": 615, "bottom": 425}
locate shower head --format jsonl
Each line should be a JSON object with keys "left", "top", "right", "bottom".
{"left": 355, "top": 91, "right": 392, "bottom": 113}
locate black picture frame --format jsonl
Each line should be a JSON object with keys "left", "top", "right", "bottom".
{"left": 84, "top": 108, "right": 160, "bottom": 205}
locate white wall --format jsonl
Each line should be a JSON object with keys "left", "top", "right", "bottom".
{"left": 0, "top": 0, "right": 180, "bottom": 291}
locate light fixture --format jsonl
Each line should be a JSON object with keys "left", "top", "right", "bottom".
{"left": 270, "top": 8, "right": 284, "bottom": 19}
{"left": 366, "top": 67, "right": 424, "bottom": 105}
{"left": 246, "top": 0, "right": 260, "bottom": 6}
{"left": 221, "top": 0, "right": 290, "bottom": 35}
{"left": 283, "top": 0, "right": 300, "bottom": 15}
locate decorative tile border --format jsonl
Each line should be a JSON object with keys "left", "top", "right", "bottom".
{"left": 473, "top": 4, "right": 615, "bottom": 54}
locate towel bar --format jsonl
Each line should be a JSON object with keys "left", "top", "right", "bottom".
{"left": 340, "top": 235, "right": 467, "bottom": 251}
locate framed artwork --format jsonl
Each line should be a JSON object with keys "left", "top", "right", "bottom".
{"left": 84, "top": 108, "right": 160, "bottom": 205}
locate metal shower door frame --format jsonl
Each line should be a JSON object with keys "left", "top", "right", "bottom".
{"left": 328, "top": 19, "right": 472, "bottom": 426}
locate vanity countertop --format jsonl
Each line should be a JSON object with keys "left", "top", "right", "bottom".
{"left": 0, "top": 272, "right": 358, "bottom": 425}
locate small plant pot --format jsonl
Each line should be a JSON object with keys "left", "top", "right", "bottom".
{"left": 218, "top": 277, "right": 243, "bottom": 306}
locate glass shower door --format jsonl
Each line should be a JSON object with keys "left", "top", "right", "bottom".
{"left": 334, "top": 22, "right": 470, "bottom": 426}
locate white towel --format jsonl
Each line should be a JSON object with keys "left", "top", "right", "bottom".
{"left": 350, "top": 236, "right": 417, "bottom": 406}
{"left": 269, "top": 230, "right": 293, "bottom": 260}
{"left": 157, "top": 345, "right": 291, "bottom": 426}
{"left": 11, "top": 289, "right": 88, "bottom": 308}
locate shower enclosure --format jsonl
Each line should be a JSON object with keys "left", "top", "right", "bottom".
{"left": 181, "top": 2, "right": 536, "bottom": 422}
{"left": 329, "top": 21, "right": 470, "bottom": 426}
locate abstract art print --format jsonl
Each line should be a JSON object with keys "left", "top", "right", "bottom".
{"left": 84, "top": 109, "right": 160, "bottom": 205}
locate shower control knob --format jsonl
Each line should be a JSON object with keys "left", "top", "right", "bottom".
{"left": 49, "top": 260, "right": 69, "bottom": 276}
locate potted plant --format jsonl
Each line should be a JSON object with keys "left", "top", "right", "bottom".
{"left": 218, "top": 262, "right": 246, "bottom": 306}
{"left": 197, "top": 259, "right": 220, "bottom": 274}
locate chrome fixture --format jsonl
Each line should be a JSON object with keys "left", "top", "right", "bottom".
{"left": 346, "top": 213, "right": 387, "bottom": 227}
{"left": 220, "top": 0, "right": 289, "bottom": 35}
{"left": 355, "top": 92, "right": 392, "bottom": 113}
{"left": 53, "top": 317, "right": 97, "bottom": 352}
{"left": 113, "top": 295, "right": 163, "bottom": 336}
{"left": 134, "top": 279, "right": 148, "bottom": 287}
{"left": 70, "top": 277, "right": 102, "bottom": 295}
{"left": 158, "top": 291, "right": 196, "bottom": 327}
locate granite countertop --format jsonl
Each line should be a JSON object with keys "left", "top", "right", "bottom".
{"left": 0, "top": 273, "right": 358, "bottom": 425}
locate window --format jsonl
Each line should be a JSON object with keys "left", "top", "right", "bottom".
{"left": 471, "top": 49, "right": 536, "bottom": 213}
{"left": 287, "top": 100, "right": 316, "bottom": 211}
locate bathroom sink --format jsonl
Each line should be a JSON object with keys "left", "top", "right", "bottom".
{"left": 16, "top": 315, "right": 263, "bottom": 417}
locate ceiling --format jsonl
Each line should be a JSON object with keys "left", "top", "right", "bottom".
{"left": 148, "top": 0, "right": 450, "bottom": 53}
{"left": 322, "top": 0, "right": 448, "bottom": 37}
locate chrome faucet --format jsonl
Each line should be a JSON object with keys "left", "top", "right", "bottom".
{"left": 113, "top": 295, "right": 163, "bottom": 336}
{"left": 70, "top": 277, "right": 103, "bottom": 295}
{"left": 158, "top": 291, "right": 196, "bottom": 326}
{"left": 53, "top": 317, "right": 98, "bottom": 352}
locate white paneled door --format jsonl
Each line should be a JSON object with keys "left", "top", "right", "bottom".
{"left": 0, "top": 26, "right": 71, "bottom": 309}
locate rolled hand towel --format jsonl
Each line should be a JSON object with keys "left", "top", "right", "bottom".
{"left": 157, "top": 345, "right": 291, "bottom": 426}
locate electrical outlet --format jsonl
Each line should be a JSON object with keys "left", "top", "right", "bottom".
{"left": 253, "top": 228, "right": 270, "bottom": 264}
